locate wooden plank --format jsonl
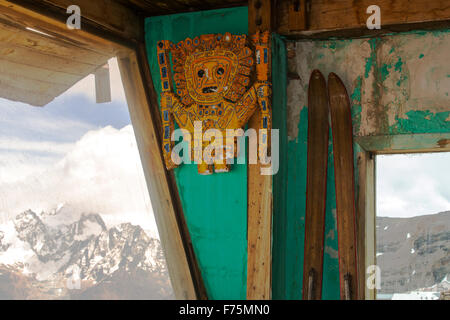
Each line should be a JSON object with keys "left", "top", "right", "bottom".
{"left": 302, "top": 69, "right": 329, "bottom": 300}
{"left": 120, "top": 0, "right": 247, "bottom": 15}
{"left": 0, "top": 20, "right": 110, "bottom": 65}
{"left": 117, "top": 50, "right": 198, "bottom": 300}
{"left": 94, "top": 63, "right": 111, "bottom": 103}
{"left": 134, "top": 43, "right": 207, "bottom": 299}
{"left": 364, "top": 154, "right": 376, "bottom": 300}
{"left": 277, "top": 0, "right": 450, "bottom": 37}
{"left": 328, "top": 72, "right": 358, "bottom": 300}
{"left": 288, "top": 0, "right": 307, "bottom": 31}
{"left": 248, "top": 0, "right": 272, "bottom": 34}
{"left": 0, "top": 43, "right": 100, "bottom": 76}
{"left": 0, "top": 1, "right": 121, "bottom": 55}
{"left": 0, "top": 59, "right": 81, "bottom": 85}
{"left": 0, "top": 81, "right": 55, "bottom": 105}
{"left": 247, "top": 0, "right": 273, "bottom": 300}
{"left": 5, "top": 0, "right": 142, "bottom": 46}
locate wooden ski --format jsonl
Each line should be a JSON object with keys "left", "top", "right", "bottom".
{"left": 328, "top": 73, "right": 358, "bottom": 300}
{"left": 302, "top": 70, "right": 329, "bottom": 300}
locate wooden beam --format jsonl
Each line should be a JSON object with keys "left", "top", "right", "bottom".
{"left": 94, "top": 63, "right": 111, "bottom": 103}
{"left": 247, "top": 0, "right": 273, "bottom": 300}
{"left": 134, "top": 43, "right": 208, "bottom": 300}
{"left": 0, "top": 43, "right": 99, "bottom": 75}
{"left": 3, "top": 0, "right": 141, "bottom": 48}
{"left": 117, "top": 51, "right": 198, "bottom": 300}
{"left": 0, "top": 19, "right": 110, "bottom": 65}
{"left": 287, "top": 0, "right": 307, "bottom": 31}
{"left": 277, "top": 0, "right": 450, "bottom": 38}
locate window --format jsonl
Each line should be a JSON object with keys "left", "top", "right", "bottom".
{"left": 375, "top": 152, "right": 450, "bottom": 300}
{"left": 0, "top": 58, "right": 174, "bottom": 300}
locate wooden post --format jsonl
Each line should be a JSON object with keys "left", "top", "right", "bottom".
{"left": 117, "top": 50, "right": 199, "bottom": 300}
{"left": 247, "top": 0, "right": 273, "bottom": 300}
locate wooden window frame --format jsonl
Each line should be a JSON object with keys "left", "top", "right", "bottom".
{"left": 1, "top": 0, "right": 206, "bottom": 300}
{"left": 356, "top": 135, "right": 450, "bottom": 300}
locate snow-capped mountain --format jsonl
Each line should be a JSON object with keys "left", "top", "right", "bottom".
{"left": 0, "top": 205, "right": 173, "bottom": 299}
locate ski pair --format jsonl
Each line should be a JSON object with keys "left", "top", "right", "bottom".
{"left": 302, "top": 70, "right": 358, "bottom": 300}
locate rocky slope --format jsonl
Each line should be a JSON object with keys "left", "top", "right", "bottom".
{"left": 0, "top": 207, "right": 173, "bottom": 299}
{"left": 377, "top": 211, "right": 450, "bottom": 294}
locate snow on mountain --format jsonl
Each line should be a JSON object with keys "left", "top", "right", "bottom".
{"left": 0, "top": 206, "right": 173, "bottom": 299}
{"left": 377, "top": 211, "right": 450, "bottom": 295}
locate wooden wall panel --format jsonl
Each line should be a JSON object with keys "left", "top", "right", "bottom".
{"left": 277, "top": 0, "right": 450, "bottom": 37}
{"left": 247, "top": 0, "right": 273, "bottom": 300}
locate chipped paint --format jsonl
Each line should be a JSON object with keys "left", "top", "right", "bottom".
{"left": 285, "top": 28, "right": 450, "bottom": 300}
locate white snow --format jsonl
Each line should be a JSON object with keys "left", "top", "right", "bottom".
{"left": 406, "top": 233, "right": 411, "bottom": 239}
{"left": 392, "top": 291, "right": 440, "bottom": 300}
{"left": 74, "top": 220, "right": 104, "bottom": 241}
{"left": 410, "top": 248, "right": 415, "bottom": 254}
{"left": 384, "top": 226, "right": 389, "bottom": 230}
{"left": 376, "top": 252, "right": 384, "bottom": 257}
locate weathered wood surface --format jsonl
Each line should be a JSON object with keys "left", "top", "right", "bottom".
{"left": 302, "top": 69, "right": 329, "bottom": 300}
{"left": 246, "top": 0, "right": 273, "bottom": 300}
{"left": 328, "top": 73, "right": 358, "bottom": 300}
{"left": 0, "top": 0, "right": 117, "bottom": 106}
{"left": 134, "top": 43, "right": 208, "bottom": 300}
{"left": 287, "top": 0, "right": 307, "bottom": 31}
{"left": 119, "top": 0, "right": 246, "bottom": 16}
{"left": 118, "top": 51, "right": 198, "bottom": 300}
{"left": 277, "top": 0, "right": 450, "bottom": 37}
{"left": 5, "top": 0, "right": 142, "bottom": 46}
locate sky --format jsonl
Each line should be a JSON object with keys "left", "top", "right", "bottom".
{"left": 0, "top": 58, "right": 159, "bottom": 238}
{"left": 377, "top": 152, "right": 450, "bottom": 218}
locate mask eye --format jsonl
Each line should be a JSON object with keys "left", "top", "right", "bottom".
{"left": 197, "top": 70, "right": 205, "bottom": 78}
{"left": 217, "top": 67, "right": 224, "bottom": 75}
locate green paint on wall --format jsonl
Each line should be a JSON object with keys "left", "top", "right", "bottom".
{"left": 419, "top": 53, "right": 425, "bottom": 59}
{"left": 351, "top": 76, "right": 363, "bottom": 133}
{"left": 394, "top": 57, "right": 403, "bottom": 72}
{"left": 364, "top": 38, "right": 379, "bottom": 79}
{"left": 145, "top": 7, "right": 248, "bottom": 300}
{"left": 271, "top": 34, "right": 292, "bottom": 299}
{"left": 389, "top": 110, "right": 450, "bottom": 134}
{"left": 380, "top": 63, "right": 392, "bottom": 82}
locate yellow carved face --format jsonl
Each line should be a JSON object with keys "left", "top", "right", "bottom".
{"left": 185, "top": 50, "right": 238, "bottom": 104}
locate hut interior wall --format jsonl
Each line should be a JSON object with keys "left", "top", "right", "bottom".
{"left": 276, "top": 29, "right": 450, "bottom": 299}
{"left": 145, "top": 7, "right": 250, "bottom": 300}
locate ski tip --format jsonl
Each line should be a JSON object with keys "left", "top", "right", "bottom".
{"left": 328, "top": 72, "right": 344, "bottom": 86}
{"left": 310, "top": 69, "right": 325, "bottom": 82}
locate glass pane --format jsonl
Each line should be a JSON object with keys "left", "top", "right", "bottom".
{"left": 376, "top": 153, "right": 450, "bottom": 300}
{"left": 0, "top": 58, "right": 174, "bottom": 300}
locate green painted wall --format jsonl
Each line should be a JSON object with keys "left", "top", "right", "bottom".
{"left": 278, "top": 29, "right": 450, "bottom": 300}
{"left": 146, "top": 8, "right": 449, "bottom": 301}
{"left": 145, "top": 7, "right": 249, "bottom": 300}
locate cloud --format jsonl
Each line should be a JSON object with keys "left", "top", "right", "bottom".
{"left": 0, "top": 137, "right": 74, "bottom": 155}
{"left": 0, "top": 125, "right": 158, "bottom": 238}
{"left": 377, "top": 153, "right": 450, "bottom": 217}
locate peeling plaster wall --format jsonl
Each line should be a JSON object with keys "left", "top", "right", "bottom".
{"left": 276, "top": 29, "right": 450, "bottom": 300}
{"left": 288, "top": 30, "right": 450, "bottom": 140}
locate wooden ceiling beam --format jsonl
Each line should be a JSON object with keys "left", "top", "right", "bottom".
{"left": 3, "top": 0, "right": 142, "bottom": 48}
{"left": 277, "top": 0, "right": 450, "bottom": 39}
